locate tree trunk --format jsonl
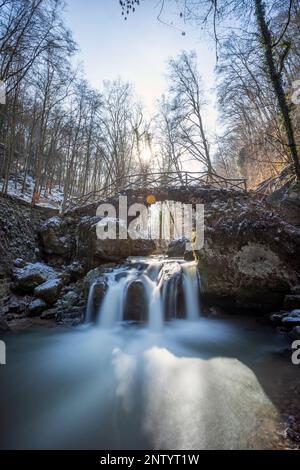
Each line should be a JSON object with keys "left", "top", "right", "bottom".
{"left": 254, "top": 0, "right": 300, "bottom": 180}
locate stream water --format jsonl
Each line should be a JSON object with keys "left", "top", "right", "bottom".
{"left": 0, "top": 257, "right": 298, "bottom": 450}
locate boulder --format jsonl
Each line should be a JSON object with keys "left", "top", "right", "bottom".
{"left": 167, "top": 238, "right": 186, "bottom": 257}
{"left": 27, "top": 299, "right": 48, "bottom": 317}
{"left": 66, "top": 261, "right": 85, "bottom": 281}
{"left": 76, "top": 216, "right": 155, "bottom": 268}
{"left": 0, "top": 319, "right": 10, "bottom": 332}
{"left": 199, "top": 242, "right": 294, "bottom": 312}
{"left": 283, "top": 295, "right": 300, "bottom": 311}
{"left": 198, "top": 196, "right": 300, "bottom": 313}
{"left": 14, "top": 258, "right": 26, "bottom": 268}
{"left": 40, "top": 308, "right": 58, "bottom": 320}
{"left": 56, "top": 306, "right": 84, "bottom": 323}
{"left": 39, "top": 216, "right": 72, "bottom": 258}
{"left": 267, "top": 179, "right": 300, "bottom": 226}
{"left": 83, "top": 280, "right": 107, "bottom": 322}
{"left": 290, "top": 326, "right": 300, "bottom": 340}
{"left": 91, "top": 281, "right": 107, "bottom": 309}
{"left": 282, "top": 310, "right": 300, "bottom": 327}
{"left": 0, "top": 306, "right": 9, "bottom": 316}
{"left": 13, "top": 262, "right": 57, "bottom": 292}
{"left": 60, "top": 290, "right": 80, "bottom": 308}
{"left": 7, "top": 299, "right": 26, "bottom": 314}
{"left": 205, "top": 306, "right": 225, "bottom": 318}
{"left": 123, "top": 280, "right": 148, "bottom": 322}
{"left": 282, "top": 316, "right": 300, "bottom": 326}
{"left": 81, "top": 265, "right": 114, "bottom": 299}
{"left": 34, "top": 279, "right": 63, "bottom": 305}
{"left": 57, "top": 272, "right": 71, "bottom": 285}
{"left": 93, "top": 238, "right": 155, "bottom": 264}
{"left": 159, "top": 261, "right": 184, "bottom": 319}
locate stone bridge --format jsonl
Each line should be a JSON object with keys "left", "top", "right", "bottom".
{"left": 65, "top": 171, "right": 248, "bottom": 216}
{"left": 67, "top": 186, "right": 250, "bottom": 219}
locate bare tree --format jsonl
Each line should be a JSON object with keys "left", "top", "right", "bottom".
{"left": 183, "top": 0, "right": 300, "bottom": 180}
{"left": 122, "top": 0, "right": 300, "bottom": 181}
{"left": 156, "top": 95, "right": 185, "bottom": 180}
{"left": 99, "top": 79, "right": 137, "bottom": 187}
{"left": 166, "top": 51, "right": 214, "bottom": 174}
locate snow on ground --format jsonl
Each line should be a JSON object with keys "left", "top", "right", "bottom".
{"left": 1, "top": 174, "right": 64, "bottom": 210}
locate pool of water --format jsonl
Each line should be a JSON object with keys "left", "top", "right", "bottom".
{"left": 0, "top": 317, "right": 298, "bottom": 449}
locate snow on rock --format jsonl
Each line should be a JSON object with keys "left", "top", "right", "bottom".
{"left": 290, "top": 326, "right": 300, "bottom": 340}
{"left": 27, "top": 299, "right": 48, "bottom": 317}
{"left": 282, "top": 316, "right": 300, "bottom": 326}
{"left": 34, "top": 278, "right": 63, "bottom": 305}
{"left": 13, "top": 262, "right": 57, "bottom": 292}
{"left": 39, "top": 216, "right": 72, "bottom": 257}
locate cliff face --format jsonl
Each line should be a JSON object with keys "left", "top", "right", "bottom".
{"left": 198, "top": 195, "right": 300, "bottom": 313}
{"left": 0, "top": 195, "right": 58, "bottom": 267}
{"left": 0, "top": 195, "right": 58, "bottom": 307}
{"left": 257, "top": 165, "right": 300, "bottom": 227}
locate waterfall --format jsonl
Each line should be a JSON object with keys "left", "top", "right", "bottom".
{"left": 87, "top": 256, "right": 201, "bottom": 328}
{"left": 85, "top": 282, "right": 96, "bottom": 323}
{"left": 99, "top": 273, "right": 131, "bottom": 328}
{"left": 182, "top": 262, "right": 201, "bottom": 320}
{"left": 160, "top": 261, "right": 182, "bottom": 320}
{"left": 141, "top": 274, "right": 164, "bottom": 332}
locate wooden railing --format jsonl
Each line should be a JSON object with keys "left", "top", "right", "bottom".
{"left": 64, "top": 171, "right": 247, "bottom": 212}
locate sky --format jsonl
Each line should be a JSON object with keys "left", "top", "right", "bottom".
{"left": 63, "top": 0, "right": 219, "bottom": 135}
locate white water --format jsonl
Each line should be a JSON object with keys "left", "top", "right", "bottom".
{"left": 142, "top": 275, "right": 164, "bottom": 332}
{"left": 89, "top": 257, "right": 201, "bottom": 329}
{"left": 85, "top": 282, "right": 96, "bottom": 323}
{"left": 182, "top": 262, "right": 201, "bottom": 320}
{"left": 99, "top": 274, "right": 130, "bottom": 328}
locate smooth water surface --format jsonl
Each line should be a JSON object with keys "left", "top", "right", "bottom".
{"left": 0, "top": 316, "right": 294, "bottom": 450}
